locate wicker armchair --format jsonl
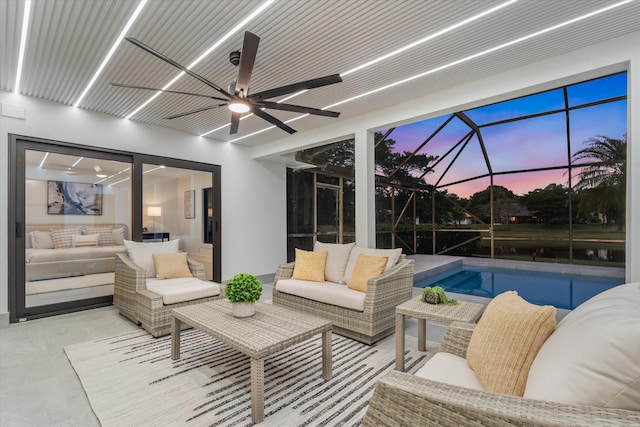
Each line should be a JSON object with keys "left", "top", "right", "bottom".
{"left": 113, "top": 252, "right": 223, "bottom": 337}
{"left": 273, "top": 256, "right": 414, "bottom": 344}
{"left": 363, "top": 321, "right": 640, "bottom": 426}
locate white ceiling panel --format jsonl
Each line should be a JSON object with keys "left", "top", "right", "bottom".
{"left": 2, "top": 0, "right": 639, "bottom": 146}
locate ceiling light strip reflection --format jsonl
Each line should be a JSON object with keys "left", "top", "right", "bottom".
{"left": 73, "top": 0, "right": 148, "bottom": 107}
{"left": 38, "top": 152, "right": 49, "bottom": 168}
{"left": 126, "top": 0, "right": 275, "bottom": 120}
{"left": 14, "top": 0, "right": 32, "bottom": 93}
{"left": 227, "top": 0, "right": 634, "bottom": 142}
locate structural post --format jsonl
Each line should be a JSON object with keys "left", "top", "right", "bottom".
{"left": 354, "top": 128, "right": 376, "bottom": 248}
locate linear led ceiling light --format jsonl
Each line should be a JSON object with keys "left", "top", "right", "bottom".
{"left": 204, "top": 0, "right": 518, "bottom": 139}
{"left": 227, "top": 0, "right": 634, "bottom": 143}
{"left": 14, "top": 0, "right": 32, "bottom": 94}
{"left": 73, "top": 0, "right": 148, "bottom": 107}
{"left": 125, "top": 0, "right": 274, "bottom": 120}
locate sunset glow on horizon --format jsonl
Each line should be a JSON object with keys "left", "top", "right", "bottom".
{"left": 379, "top": 72, "right": 627, "bottom": 199}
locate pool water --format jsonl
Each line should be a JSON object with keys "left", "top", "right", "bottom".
{"left": 414, "top": 265, "right": 624, "bottom": 310}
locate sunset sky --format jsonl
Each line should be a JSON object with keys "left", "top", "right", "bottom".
{"left": 381, "top": 72, "right": 627, "bottom": 198}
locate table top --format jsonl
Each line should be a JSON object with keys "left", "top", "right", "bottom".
{"left": 172, "top": 300, "right": 332, "bottom": 359}
{"left": 396, "top": 295, "right": 484, "bottom": 324}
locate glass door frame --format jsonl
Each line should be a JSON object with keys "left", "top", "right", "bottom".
{"left": 9, "top": 134, "right": 221, "bottom": 322}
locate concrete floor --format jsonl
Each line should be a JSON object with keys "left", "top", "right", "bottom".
{"left": 0, "top": 280, "right": 448, "bottom": 426}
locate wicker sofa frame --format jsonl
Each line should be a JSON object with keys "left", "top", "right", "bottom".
{"left": 273, "top": 256, "right": 414, "bottom": 345}
{"left": 113, "top": 252, "right": 223, "bottom": 337}
{"left": 363, "top": 321, "right": 640, "bottom": 426}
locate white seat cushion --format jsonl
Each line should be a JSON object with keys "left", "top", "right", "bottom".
{"left": 276, "top": 278, "right": 366, "bottom": 311}
{"left": 523, "top": 282, "right": 640, "bottom": 410}
{"left": 414, "top": 352, "right": 485, "bottom": 391}
{"left": 145, "top": 278, "right": 221, "bottom": 305}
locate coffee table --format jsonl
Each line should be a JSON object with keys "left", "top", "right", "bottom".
{"left": 395, "top": 295, "right": 484, "bottom": 371}
{"left": 171, "top": 300, "right": 332, "bottom": 424}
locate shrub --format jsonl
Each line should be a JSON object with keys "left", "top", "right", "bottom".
{"left": 225, "top": 273, "right": 262, "bottom": 303}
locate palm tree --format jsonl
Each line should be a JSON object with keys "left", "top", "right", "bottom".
{"left": 572, "top": 134, "right": 626, "bottom": 230}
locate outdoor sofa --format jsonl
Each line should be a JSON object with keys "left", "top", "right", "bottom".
{"left": 363, "top": 282, "right": 640, "bottom": 426}
{"left": 273, "top": 242, "right": 414, "bottom": 344}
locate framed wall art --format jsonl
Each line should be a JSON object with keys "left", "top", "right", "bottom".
{"left": 47, "top": 180, "right": 103, "bottom": 215}
{"left": 184, "top": 189, "right": 195, "bottom": 219}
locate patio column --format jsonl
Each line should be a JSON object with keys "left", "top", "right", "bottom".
{"left": 354, "top": 127, "right": 376, "bottom": 248}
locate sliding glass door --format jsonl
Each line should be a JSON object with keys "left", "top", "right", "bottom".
{"left": 10, "top": 137, "right": 133, "bottom": 321}
{"left": 9, "top": 136, "right": 221, "bottom": 322}
{"left": 142, "top": 163, "right": 217, "bottom": 280}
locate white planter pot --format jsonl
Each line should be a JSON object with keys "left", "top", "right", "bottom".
{"left": 232, "top": 302, "right": 256, "bottom": 318}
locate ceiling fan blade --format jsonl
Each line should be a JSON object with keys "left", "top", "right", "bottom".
{"left": 111, "top": 83, "right": 228, "bottom": 101}
{"left": 164, "top": 104, "right": 227, "bottom": 120}
{"left": 260, "top": 101, "right": 340, "bottom": 118}
{"left": 253, "top": 108, "right": 296, "bottom": 134}
{"left": 249, "top": 74, "right": 342, "bottom": 101}
{"left": 230, "top": 112, "right": 241, "bottom": 134}
{"left": 125, "top": 37, "right": 233, "bottom": 99}
{"left": 235, "top": 32, "right": 260, "bottom": 98}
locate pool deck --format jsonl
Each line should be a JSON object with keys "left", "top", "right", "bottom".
{"left": 407, "top": 254, "right": 625, "bottom": 320}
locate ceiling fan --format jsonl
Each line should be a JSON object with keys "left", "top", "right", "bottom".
{"left": 113, "top": 31, "right": 343, "bottom": 134}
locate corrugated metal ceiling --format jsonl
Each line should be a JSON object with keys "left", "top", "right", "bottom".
{"left": 2, "top": 0, "right": 639, "bottom": 146}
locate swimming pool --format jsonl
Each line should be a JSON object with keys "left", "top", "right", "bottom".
{"left": 413, "top": 265, "right": 624, "bottom": 310}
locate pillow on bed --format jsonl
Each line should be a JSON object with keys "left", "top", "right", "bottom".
{"left": 84, "top": 226, "right": 114, "bottom": 246}
{"left": 50, "top": 227, "right": 82, "bottom": 249}
{"left": 124, "top": 239, "right": 180, "bottom": 278}
{"left": 72, "top": 233, "right": 99, "bottom": 247}
{"left": 31, "top": 231, "right": 54, "bottom": 249}
{"left": 112, "top": 228, "right": 125, "bottom": 245}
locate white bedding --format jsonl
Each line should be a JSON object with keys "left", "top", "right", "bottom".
{"left": 25, "top": 246, "right": 126, "bottom": 263}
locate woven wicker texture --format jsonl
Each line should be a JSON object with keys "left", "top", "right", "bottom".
{"left": 273, "top": 256, "right": 414, "bottom": 344}
{"left": 113, "top": 253, "right": 222, "bottom": 337}
{"left": 171, "top": 300, "right": 332, "bottom": 423}
{"left": 364, "top": 322, "right": 640, "bottom": 426}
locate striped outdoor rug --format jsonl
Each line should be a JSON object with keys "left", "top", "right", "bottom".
{"left": 65, "top": 329, "right": 433, "bottom": 426}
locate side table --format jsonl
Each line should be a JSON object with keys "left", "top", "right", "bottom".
{"left": 395, "top": 295, "right": 484, "bottom": 371}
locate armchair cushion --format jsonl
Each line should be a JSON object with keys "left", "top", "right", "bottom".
{"left": 414, "top": 352, "right": 484, "bottom": 391}
{"left": 314, "top": 241, "right": 355, "bottom": 282}
{"left": 524, "top": 282, "right": 640, "bottom": 410}
{"left": 152, "top": 252, "right": 192, "bottom": 279}
{"left": 347, "top": 254, "right": 388, "bottom": 293}
{"left": 145, "top": 277, "right": 221, "bottom": 305}
{"left": 466, "top": 291, "right": 556, "bottom": 396}
{"left": 291, "top": 248, "right": 327, "bottom": 282}
{"left": 124, "top": 239, "right": 179, "bottom": 278}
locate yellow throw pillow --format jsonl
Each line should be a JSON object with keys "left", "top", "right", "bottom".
{"left": 152, "top": 252, "right": 193, "bottom": 279}
{"left": 292, "top": 249, "right": 327, "bottom": 282}
{"left": 347, "top": 254, "right": 388, "bottom": 293}
{"left": 466, "top": 291, "right": 556, "bottom": 396}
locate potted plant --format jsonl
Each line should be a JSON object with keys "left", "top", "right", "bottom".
{"left": 225, "top": 273, "right": 263, "bottom": 318}
{"left": 420, "top": 285, "right": 457, "bottom": 305}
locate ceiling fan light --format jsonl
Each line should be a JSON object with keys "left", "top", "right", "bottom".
{"left": 228, "top": 101, "right": 250, "bottom": 113}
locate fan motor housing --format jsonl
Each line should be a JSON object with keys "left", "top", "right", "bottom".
{"left": 229, "top": 51, "right": 241, "bottom": 66}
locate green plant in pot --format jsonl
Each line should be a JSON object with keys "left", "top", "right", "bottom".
{"left": 225, "top": 273, "right": 263, "bottom": 318}
{"left": 420, "top": 285, "right": 457, "bottom": 305}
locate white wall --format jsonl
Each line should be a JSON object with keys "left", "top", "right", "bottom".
{"left": 253, "top": 30, "right": 640, "bottom": 283}
{"left": 0, "top": 93, "right": 288, "bottom": 316}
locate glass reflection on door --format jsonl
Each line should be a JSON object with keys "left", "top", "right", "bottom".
{"left": 24, "top": 150, "right": 132, "bottom": 307}
{"left": 143, "top": 164, "right": 215, "bottom": 280}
